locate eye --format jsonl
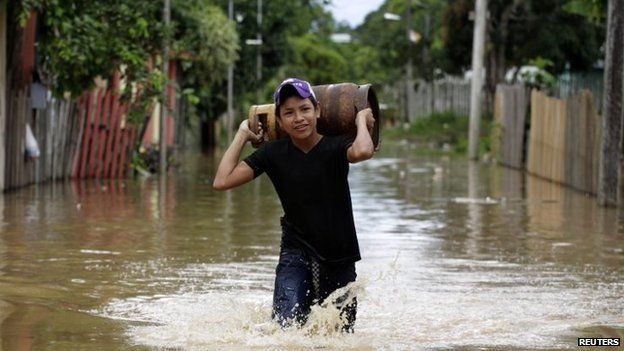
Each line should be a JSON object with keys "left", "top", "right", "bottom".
{"left": 302, "top": 107, "right": 311, "bottom": 112}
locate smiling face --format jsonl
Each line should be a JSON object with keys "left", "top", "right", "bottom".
{"left": 277, "top": 95, "right": 321, "bottom": 141}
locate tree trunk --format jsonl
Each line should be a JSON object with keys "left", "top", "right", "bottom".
{"left": 598, "top": 0, "right": 624, "bottom": 207}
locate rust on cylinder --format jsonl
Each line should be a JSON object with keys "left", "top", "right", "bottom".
{"left": 247, "top": 83, "right": 381, "bottom": 149}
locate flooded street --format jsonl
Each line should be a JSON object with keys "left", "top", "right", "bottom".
{"left": 0, "top": 143, "right": 622, "bottom": 350}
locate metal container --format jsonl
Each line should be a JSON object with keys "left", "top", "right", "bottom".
{"left": 248, "top": 83, "right": 381, "bottom": 149}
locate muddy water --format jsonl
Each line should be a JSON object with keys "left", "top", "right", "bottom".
{"left": 0, "top": 143, "right": 622, "bottom": 350}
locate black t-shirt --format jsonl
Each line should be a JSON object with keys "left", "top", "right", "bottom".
{"left": 243, "top": 135, "right": 361, "bottom": 264}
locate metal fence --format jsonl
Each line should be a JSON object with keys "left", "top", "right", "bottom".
{"left": 554, "top": 71, "right": 603, "bottom": 112}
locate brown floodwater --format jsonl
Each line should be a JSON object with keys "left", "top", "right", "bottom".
{"left": 0, "top": 142, "right": 622, "bottom": 351}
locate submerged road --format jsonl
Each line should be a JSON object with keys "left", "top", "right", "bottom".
{"left": 0, "top": 143, "right": 622, "bottom": 350}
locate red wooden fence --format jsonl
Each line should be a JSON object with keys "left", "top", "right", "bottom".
{"left": 72, "top": 74, "right": 138, "bottom": 179}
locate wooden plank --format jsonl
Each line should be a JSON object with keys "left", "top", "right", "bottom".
{"left": 18, "top": 89, "right": 27, "bottom": 188}
{"left": 61, "top": 99, "right": 70, "bottom": 178}
{"left": 71, "top": 95, "right": 88, "bottom": 178}
{"left": 103, "top": 93, "right": 119, "bottom": 178}
{"left": 55, "top": 99, "right": 63, "bottom": 180}
{"left": 64, "top": 101, "right": 75, "bottom": 178}
{"left": 34, "top": 108, "right": 42, "bottom": 183}
{"left": 9, "top": 91, "right": 16, "bottom": 188}
{"left": 51, "top": 98, "right": 60, "bottom": 180}
{"left": 78, "top": 91, "right": 96, "bottom": 178}
{"left": 104, "top": 84, "right": 120, "bottom": 178}
{"left": 126, "top": 126, "right": 137, "bottom": 177}
{"left": 96, "top": 90, "right": 112, "bottom": 178}
{"left": 86, "top": 89, "right": 104, "bottom": 177}
{"left": 117, "top": 125, "right": 130, "bottom": 178}
{"left": 527, "top": 89, "right": 540, "bottom": 176}
{"left": 109, "top": 104, "right": 126, "bottom": 178}
{"left": 492, "top": 85, "right": 504, "bottom": 163}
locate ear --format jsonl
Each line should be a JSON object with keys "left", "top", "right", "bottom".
{"left": 315, "top": 101, "right": 321, "bottom": 119}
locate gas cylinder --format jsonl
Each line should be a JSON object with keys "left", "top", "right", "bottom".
{"left": 248, "top": 83, "right": 381, "bottom": 149}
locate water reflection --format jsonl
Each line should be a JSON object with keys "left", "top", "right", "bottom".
{"left": 0, "top": 144, "right": 622, "bottom": 351}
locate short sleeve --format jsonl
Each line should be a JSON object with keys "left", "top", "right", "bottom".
{"left": 243, "top": 144, "right": 269, "bottom": 178}
{"left": 339, "top": 135, "right": 354, "bottom": 163}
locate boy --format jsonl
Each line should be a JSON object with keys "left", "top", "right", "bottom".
{"left": 213, "top": 78, "right": 375, "bottom": 331}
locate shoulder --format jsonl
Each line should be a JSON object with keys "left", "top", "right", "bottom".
{"left": 257, "top": 138, "right": 288, "bottom": 154}
{"left": 323, "top": 135, "right": 354, "bottom": 150}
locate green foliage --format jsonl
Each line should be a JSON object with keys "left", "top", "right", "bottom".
{"left": 172, "top": 0, "right": 239, "bottom": 114}
{"left": 563, "top": 0, "right": 607, "bottom": 24}
{"left": 356, "top": 0, "right": 447, "bottom": 83}
{"left": 16, "top": 0, "right": 238, "bottom": 126}
{"left": 383, "top": 110, "right": 491, "bottom": 155}
{"left": 284, "top": 34, "right": 348, "bottom": 84}
{"left": 440, "top": 0, "right": 605, "bottom": 75}
{"left": 22, "top": 0, "right": 162, "bottom": 98}
{"left": 518, "top": 57, "right": 557, "bottom": 90}
{"left": 384, "top": 111, "right": 468, "bottom": 150}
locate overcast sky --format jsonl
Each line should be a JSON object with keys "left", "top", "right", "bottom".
{"left": 329, "top": 0, "right": 385, "bottom": 28}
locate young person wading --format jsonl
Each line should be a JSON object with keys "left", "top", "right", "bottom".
{"left": 213, "top": 78, "right": 375, "bottom": 331}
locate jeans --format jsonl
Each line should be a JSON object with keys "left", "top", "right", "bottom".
{"left": 272, "top": 247, "right": 357, "bottom": 332}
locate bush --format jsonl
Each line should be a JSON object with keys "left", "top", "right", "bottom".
{"left": 382, "top": 110, "right": 491, "bottom": 154}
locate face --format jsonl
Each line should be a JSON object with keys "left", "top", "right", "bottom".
{"left": 277, "top": 96, "right": 320, "bottom": 141}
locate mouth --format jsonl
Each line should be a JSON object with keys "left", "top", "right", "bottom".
{"left": 294, "top": 124, "right": 308, "bottom": 131}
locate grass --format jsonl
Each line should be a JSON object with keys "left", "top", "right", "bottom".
{"left": 381, "top": 111, "right": 491, "bottom": 156}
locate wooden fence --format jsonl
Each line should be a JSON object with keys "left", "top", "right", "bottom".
{"left": 71, "top": 80, "right": 138, "bottom": 179}
{"left": 412, "top": 77, "right": 471, "bottom": 119}
{"left": 5, "top": 88, "right": 31, "bottom": 189}
{"left": 527, "top": 89, "right": 601, "bottom": 194}
{"left": 35, "top": 96, "right": 81, "bottom": 183}
{"left": 4, "top": 76, "right": 139, "bottom": 191}
{"left": 492, "top": 84, "right": 529, "bottom": 169}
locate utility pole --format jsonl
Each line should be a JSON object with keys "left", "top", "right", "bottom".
{"left": 468, "top": 0, "right": 487, "bottom": 160}
{"left": 424, "top": 11, "right": 433, "bottom": 114}
{"left": 405, "top": 0, "right": 414, "bottom": 123}
{"left": 256, "top": 0, "right": 263, "bottom": 103}
{"left": 160, "top": 0, "right": 170, "bottom": 175}
{"left": 598, "top": 0, "right": 624, "bottom": 207}
{"left": 226, "top": 0, "right": 234, "bottom": 143}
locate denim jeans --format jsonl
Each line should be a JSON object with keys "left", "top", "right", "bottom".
{"left": 272, "top": 247, "right": 357, "bottom": 332}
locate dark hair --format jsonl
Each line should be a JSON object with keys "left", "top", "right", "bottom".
{"left": 275, "top": 85, "right": 318, "bottom": 118}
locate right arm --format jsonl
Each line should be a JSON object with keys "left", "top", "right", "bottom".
{"left": 212, "top": 120, "right": 263, "bottom": 191}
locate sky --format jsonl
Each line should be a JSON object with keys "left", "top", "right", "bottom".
{"left": 329, "top": 0, "right": 386, "bottom": 28}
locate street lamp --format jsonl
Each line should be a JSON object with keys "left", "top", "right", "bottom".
{"left": 383, "top": 12, "right": 401, "bottom": 21}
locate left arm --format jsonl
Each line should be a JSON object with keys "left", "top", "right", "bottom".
{"left": 347, "top": 108, "right": 375, "bottom": 163}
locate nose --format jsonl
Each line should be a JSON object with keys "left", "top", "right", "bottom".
{"left": 294, "top": 111, "right": 305, "bottom": 122}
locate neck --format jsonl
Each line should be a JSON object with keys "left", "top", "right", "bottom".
{"left": 291, "top": 132, "right": 323, "bottom": 153}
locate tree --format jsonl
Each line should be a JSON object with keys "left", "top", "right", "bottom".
{"left": 15, "top": 0, "right": 238, "bottom": 122}
{"left": 598, "top": 0, "right": 623, "bottom": 207}
{"left": 440, "top": 0, "right": 605, "bottom": 96}
{"left": 356, "top": 0, "right": 448, "bottom": 85}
